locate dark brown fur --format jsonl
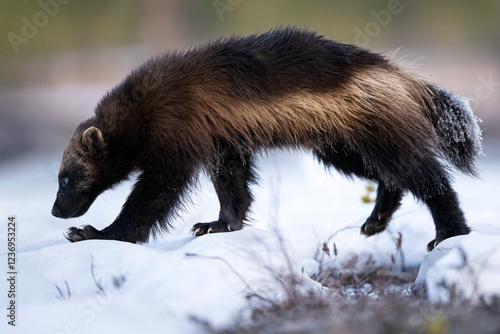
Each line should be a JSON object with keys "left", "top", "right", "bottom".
{"left": 52, "top": 27, "right": 482, "bottom": 251}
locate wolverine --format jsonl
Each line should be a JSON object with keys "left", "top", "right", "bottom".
{"left": 51, "top": 27, "right": 482, "bottom": 251}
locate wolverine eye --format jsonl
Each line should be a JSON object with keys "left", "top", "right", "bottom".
{"left": 62, "top": 177, "right": 69, "bottom": 185}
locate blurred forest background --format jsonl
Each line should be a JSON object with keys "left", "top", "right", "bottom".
{"left": 0, "top": 0, "right": 499, "bottom": 163}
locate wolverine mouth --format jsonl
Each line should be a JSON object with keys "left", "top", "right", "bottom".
{"left": 51, "top": 196, "right": 95, "bottom": 219}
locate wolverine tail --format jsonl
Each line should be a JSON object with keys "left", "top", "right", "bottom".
{"left": 426, "top": 84, "right": 483, "bottom": 176}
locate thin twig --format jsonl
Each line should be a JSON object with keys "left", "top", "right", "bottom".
{"left": 90, "top": 255, "right": 105, "bottom": 295}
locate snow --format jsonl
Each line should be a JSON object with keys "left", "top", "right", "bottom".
{"left": 416, "top": 232, "right": 500, "bottom": 303}
{"left": 4, "top": 230, "right": 318, "bottom": 333}
{"left": 0, "top": 140, "right": 499, "bottom": 332}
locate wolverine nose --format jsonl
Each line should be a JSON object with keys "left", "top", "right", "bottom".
{"left": 51, "top": 205, "right": 60, "bottom": 218}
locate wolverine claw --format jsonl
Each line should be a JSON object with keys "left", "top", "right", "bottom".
{"left": 191, "top": 221, "right": 231, "bottom": 236}
{"left": 64, "top": 227, "right": 85, "bottom": 242}
{"left": 427, "top": 239, "right": 438, "bottom": 252}
{"left": 360, "top": 217, "right": 389, "bottom": 236}
{"left": 191, "top": 223, "right": 210, "bottom": 236}
{"left": 64, "top": 225, "right": 100, "bottom": 242}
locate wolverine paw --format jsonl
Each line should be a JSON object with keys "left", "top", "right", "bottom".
{"left": 191, "top": 221, "right": 231, "bottom": 236}
{"left": 64, "top": 225, "right": 100, "bottom": 242}
{"left": 360, "top": 217, "right": 389, "bottom": 236}
{"left": 427, "top": 239, "right": 438, "bottom": 252}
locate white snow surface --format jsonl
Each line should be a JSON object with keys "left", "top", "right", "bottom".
{"left": 1, "top": 141, "right": 499, "bottom": 333}
{"left": 4, "top": 230, "right": 318, "bottom": 333}
{"left": 416, "top": 232, "right": 500, "bottom": 303}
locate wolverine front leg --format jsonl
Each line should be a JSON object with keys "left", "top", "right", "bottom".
{"left": 192, "top": 150, "right": 256, "bottom": 236}
{"left": 66, "top": 167, "right": 194, "bottom": 243}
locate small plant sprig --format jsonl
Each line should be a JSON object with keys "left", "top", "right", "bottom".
{"left": 55, "top": 281, "right": 71, "bottom": 300}
{"left": 361, "top": 184, "right": 376, "bottom": 203}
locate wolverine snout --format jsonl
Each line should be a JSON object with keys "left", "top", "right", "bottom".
{"left": 51, "top": 194, "right": 95, "bottom": 219}
{"left": 51, "top": 201, "right": 82, "bottom": 219}
{"left": 51, "top": 198, "right": 68, "bottom": 218}
{"left": 51, "top": 204, "right": 61, "bottom": 218}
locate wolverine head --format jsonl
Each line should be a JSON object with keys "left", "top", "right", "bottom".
{"left": 52, "top": 124, "right": 108, "bottom": 219}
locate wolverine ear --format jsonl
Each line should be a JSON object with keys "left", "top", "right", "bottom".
{"left": 81, "top": 127, "right": 106, "bottom": 154}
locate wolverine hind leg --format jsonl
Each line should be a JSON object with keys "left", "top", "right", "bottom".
{"left": 313, "top": 146, "right": 403, "bottom": 236}
{"left": 421, "top": 179, "right": 470, "bottom": 251}
{"left": 360, "top": 184, "right": 403, "bottom": 236}
{"left": 192, "top": 148, "right": 256, "bottom": 236}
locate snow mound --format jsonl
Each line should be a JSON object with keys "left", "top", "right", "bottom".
{"left": 416, "top": 232, "right": 500, "bottom": 303}
{"left": 1, "top": 229, "right": 319, "bottom": 333}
